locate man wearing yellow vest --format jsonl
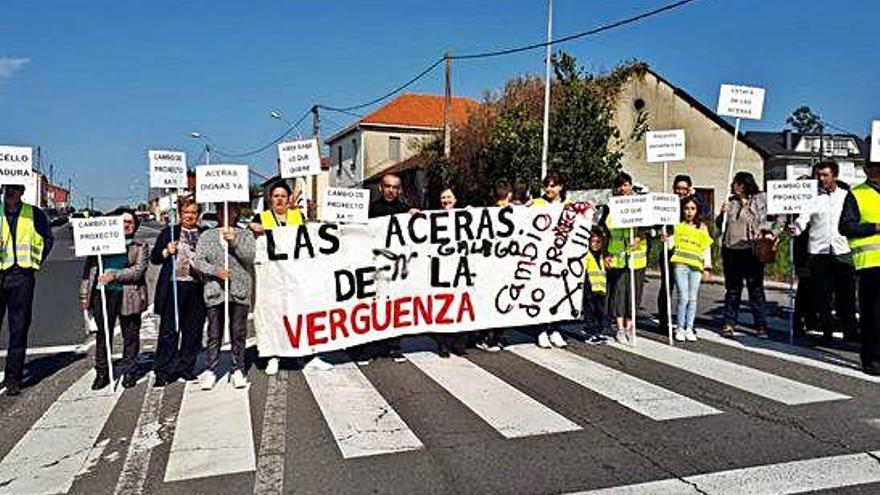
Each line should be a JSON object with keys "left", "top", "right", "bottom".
{"left": 0, "top": 184, "right": 54, "bottom": 396}
{"left": 839, "top": 152, "right": 880, "bottom": 375}
{"left": 249, "top": 180, "right": 305, "bottom": 376}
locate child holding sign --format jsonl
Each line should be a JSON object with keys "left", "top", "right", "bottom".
{"left": 664, "top": 197, "right": 713, "bottom": 342}
{"left": 582, "top": 227, "right": 610, "bottom": 343}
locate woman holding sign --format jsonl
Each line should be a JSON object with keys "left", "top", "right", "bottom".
{"left": 249, "top": 180, "right": 304, "bottom": 375}
{"left": 150, "top": 198, "right": 207, "bottom": 387}
{"left": 530, "top": 171, "right": 569, "bottom": 349}
{"left": 193, "top": 202, "right": 255, "bottom": 390}
{"left": 662, "top": 197, "right": 713, "bottom": 342}
{"left": 79, "top": 208, "right": 148, "bottom": 389}
{"left": 716, "top": 172, "right": 778, "bottom": 339}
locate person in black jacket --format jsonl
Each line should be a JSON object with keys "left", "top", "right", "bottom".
{"left": 150, "top": 198, "right": 207, "bottom": 386}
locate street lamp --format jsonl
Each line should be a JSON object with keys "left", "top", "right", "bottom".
{"left": 189, "top": 132, "right": 212, "bottom": 165}
{"left": 269, "top": 110, "right": 304, "bottom": 139}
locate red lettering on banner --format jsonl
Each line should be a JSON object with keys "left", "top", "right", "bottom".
{"left": 373, "top": 300, "right": 392, "bottom": 331}
{"left": 307, "top": 311, "right": 328, "bottom": 345}
{"left": 393, "top": 296, "right": 412, "bottom": 328}
{"left": 283, "top": 315, "right": 302, "bottom": 349}
{"left": 351, "top": 302, "right": 371, "bottom": 334}
{"left": 458, "top": 292, "right": 475, "bottom": 322}
{"left": 413, "top": 295, "right": 433, "bottom": 325}
{"left": 435, "top": 294, "right": 455, "bottom": 324}
{"left": 329, "top": 308, "right": 349, "bottom": 340}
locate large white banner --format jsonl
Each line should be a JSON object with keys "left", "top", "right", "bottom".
{"left": 0, "top": 145, "right": 33, "bottom": 186}
{"left": 254, "top": 204, "right": 594, "bottom": 357}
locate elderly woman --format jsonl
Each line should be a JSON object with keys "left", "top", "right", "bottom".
{"left": 193, "top": 202, "right": 255, "bottom": 390}
{"left": 79, "top": 207, "right": 148, "bottom": 390}
{"left": 716, "top": 171, "right": 780, "bottom": 338}
{"left": 150, "top": 198, "right": 206, "bottom": 387}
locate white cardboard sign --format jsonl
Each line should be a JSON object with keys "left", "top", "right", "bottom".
{"left": 785, "top": 164, "right": 813, "bottom": 181}
{"left": 651, "top": 193, "right": 680, "bottom": 225}
{"left": 321, "top": 187, "right": 370, "bottom": 224}
{"left": 149, "top": 150, "right": 188, "bottom": 188}
{"left": 717, "top": 84, "right": 766, "bottom": 120}
{"left": 72, "top": 216, "right": 127, "bottom": 257}
{"left": 871, "top": 120, "right": 880, "bottom": 162}
{"left": 0, "top": 145, "right": 33, "bottom": 186}
{"left": 766, "top": 180, "right": 818, "bottom": 215}
{"left": 609, "top": 195, "right": 654, "bottom": 228}
{"left": 646, "top": 130, "right": 686, "bottom": 163}
{"left": 23, "top": 169, "right": 39, "bottom": 206}
{"left": 278, "top": 138, "right": 321, "bottom": 178}
{"left": 196, "top": 165, "right": 250, "bottom": 203}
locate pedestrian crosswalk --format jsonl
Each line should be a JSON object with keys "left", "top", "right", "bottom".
{"left": 0, "top": 330, "right": 877, "bottom": 494}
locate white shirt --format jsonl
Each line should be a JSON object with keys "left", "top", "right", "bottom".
{"left": 793, "top": 185, "right": 850, "bottom": 255}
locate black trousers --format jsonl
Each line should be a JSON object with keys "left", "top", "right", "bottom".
{"left": 721, "top": 247, "right": 768, "bottom": 328}
{"left": 793, "top": 270, "right": 815, "bottom": 335}
{"left": 205, "top": 302, "right": 248, "bottom": 372}
{"left": 0, "top": 268, "right": 35, "bottom": 384}
{"left": 607, "top": 268, "right": 645, "bottom": 319}
{"left": 154, "top": 281, "right": 206, "bottom": 378}
{"left": 858, "top": 268, "right": 880, "bottom": 368}
{"left": 810, "top": 254, "right": 857, "bottom": 338}
{"left": 583, "top": 290, "right": 608, "bottom": 335}
{"left": 92, "top": 289, "right": 141, "bottom": 374}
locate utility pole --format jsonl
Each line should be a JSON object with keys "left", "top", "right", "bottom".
{"left": 310, "top": 105, "right": 321, "bottom": 219}
{"left": 540, "top": 0, "right": 553, "bottom": 180}
{"left": 49, "top": 163, "right": 54, "bottom": 185}
{"left": 444, "top": 51, "right": 452, "bottom": 159}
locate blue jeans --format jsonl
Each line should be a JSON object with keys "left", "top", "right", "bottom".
{"left": 673, "top": 263, "right": 702, "bottom": 330}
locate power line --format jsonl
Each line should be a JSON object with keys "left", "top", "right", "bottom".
{"left": 212, "top": 107, "right": 312, "bottom": 159}
{"left": 454, "top": 0, "right": 702, "bottom": 60}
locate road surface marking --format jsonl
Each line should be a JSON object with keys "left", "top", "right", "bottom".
{"left": 163, "top": 378, "right": 256, "bottom": 482}
{"left": 696, "top": 329, "right": 880, "bottom": 383}
{"left": 0, "top": 369, "right": 122, "bottom": 495}
{"left": 114, "top": 384, "right": 165, "bottom": 495}
{"left": 253, "top": 374, "right": 287, "bottom": 495}
{"left": 303, "top": 360, "right": 423, "bottom": 459}
{"left": 608, "top": 337, "right": 849, "bottom": 405}
{"left": 569, "top": 450, "right": 880, "bottom": 494}
{"left": 403, "top": 337, "right": 581, "bottom": 438}
{"left": 506, "top": 334, "right": 721, "bottom": 421}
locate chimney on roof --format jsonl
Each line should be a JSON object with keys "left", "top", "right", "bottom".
{"left": 783, "top": 129, "right": 793, "bottom": 151}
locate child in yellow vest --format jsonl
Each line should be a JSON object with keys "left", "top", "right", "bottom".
{"left": 582, "top": 228, "right": 609, "bottom": 344}
{"left": 664, "top": 196, "right": 713, "bottom": 342}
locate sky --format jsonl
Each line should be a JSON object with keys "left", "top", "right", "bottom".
{"left": 2, "top": 0, "right": 878, "bottom": 210}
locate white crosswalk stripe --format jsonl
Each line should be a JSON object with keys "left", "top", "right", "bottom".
{"left": 506, "top": 333, "right": 721, "bottom": 421}
{"left": 0, "top": 370, "right": 122, "bottom": 495}
{"left": 404, "top": 337, "right": 582, "bottom": 438}
{"left": 163, "top": 378, "right": 256, "bottom": 482}
{"left": 607, "top": 336, "right": 850, "bottom": 405}
{"left": 302, "top": 360, "right": 424, "bottom": 459}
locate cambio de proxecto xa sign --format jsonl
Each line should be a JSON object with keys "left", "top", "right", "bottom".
{"left": 717, "top": 84, "right": 766, "bottom": 120}
{"left": 766, "top": 180, "right": 818, "bottom": 215}
{"left": 72, "top": 217, "right": 127, "bottom": 257}
{"left": 0, "top": 145, "right": 33, "bottom": 186}
{"left": 149, "top": 150, "right": 188, "bottom": 188}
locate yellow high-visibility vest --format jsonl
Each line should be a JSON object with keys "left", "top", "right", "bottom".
{"left": 0, "top": 204, "right": 45, "bottom": 270}
{"left": 584, "top": 252, "right": 607, "bottom": 294}
{"left": 607, "top": 228, "right": 647, "bottom": 270}
{"left": 260, "top": 208, "right": 304, "bottom": 230}
{"left": 670, "top": 223, "right": 713, "bottom": 270}
{"left": 849, "top": 183, "right": 880, "bottom": 271}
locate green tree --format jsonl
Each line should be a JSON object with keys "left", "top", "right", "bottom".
{"left": 786, "top": 106, "right": 823, "bottom": 134}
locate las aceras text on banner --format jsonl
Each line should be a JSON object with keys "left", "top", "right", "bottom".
{"left": 253, "top": 204, "right": 594, "bottom": 356}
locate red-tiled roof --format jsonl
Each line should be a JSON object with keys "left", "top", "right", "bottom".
{"left": 361, "top": 93, "right": 479, "bottom": 128}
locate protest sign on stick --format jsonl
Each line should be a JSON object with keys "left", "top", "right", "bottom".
{"left": 321, "top": 187, "right": 370, "bottom": 224}
{"left": 278, "top": 138, "right": 321, "bottom": 179}
{"left": 73, "top": 216, "right": 127, "bottom": 383}
{"left": 149, "top": 150, "right": 187, "bottom": 189}
{"left": 196, "top": 164, "right": 250, "bottom": 344}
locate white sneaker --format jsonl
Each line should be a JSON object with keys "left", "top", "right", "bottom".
{"left": 615, "top": 329, "right": 629, "bottom": 344}
{"left": 304, "top": 355, "right": 333, "bottom": 371}
{"left": 265, "top": 357, "right": 279, "bottom": 376}
{"left": 549, "top": 330, "right": 567, "bottom": 348}
{"left": 674, "top": 328, "right": 686, "bottom": 342}
{"left": 199, "top": 371, "right": 216, "bottom": 391}
{"left": 231, "top": 369, "right": 248, "bottom": 389}
{"left": 685, "top": 328, "right": 698, "bottom": 342}
{"left": 537, "top": 331, "right": 552, "bottom": 348}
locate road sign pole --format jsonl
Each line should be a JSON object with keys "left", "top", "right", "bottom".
{"left": 629, "top": 228, "right": 637, "bottom": 347}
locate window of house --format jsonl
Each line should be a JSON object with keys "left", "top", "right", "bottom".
{"left": 389, "top": 136, "right": 401, "bottom": 161}
{"left": 351, "top": 139, "right": 358, "bottom": 170}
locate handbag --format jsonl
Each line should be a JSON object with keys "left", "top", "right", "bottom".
{"left": 753, "top": 236, "right": 778, "bottom": 264}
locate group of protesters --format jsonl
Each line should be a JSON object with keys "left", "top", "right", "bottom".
{"left": 2, "top": 148, "right": 880, "bottom": 397}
